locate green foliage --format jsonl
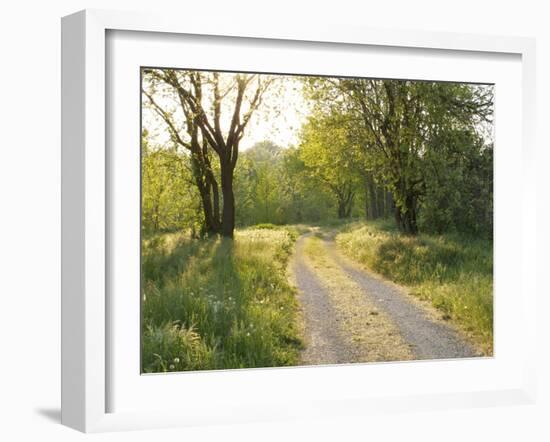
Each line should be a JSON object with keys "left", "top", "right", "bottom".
{"left": 304, "top": 78, "right": 494, "bottom": 235}
{"left": 234, "top": 141, "right": 335, "bottom": 226}
{"left": 141, "top": 228, "right": 303, "bottom": 372}
{"left": 336, "top": 222, "right": 493, "bottom": 353}
{"left": 298, "top": 111, "right": 362, "bottom": 218}
{"left": 252, "top": 223, "right": 277, "bottom": 230}
{"left": 141, "top": 133, "right": 203, "bottom": 235}
{"left": 420, "top": 131, "right": 493, "bottom": 236}
{"left": 234, "top": 141, "right": 284, "bottom": 225}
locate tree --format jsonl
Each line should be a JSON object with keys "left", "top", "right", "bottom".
{"left": 142, "top": 69, "right": 273, "bottom": 237}
{"left": 234, "top": 141, "right": 283, "bottom": 225}
{"left": 299, "top": 111, "right": 360, "bottom": 219}
{"left": 420, "top": 129, "right": 493, "bottom": 235}
{"left": 307, "top": 78, "right": 493, "bottom": 234}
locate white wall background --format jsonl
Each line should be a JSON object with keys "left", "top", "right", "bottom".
{"left": 0, "top": 1, "right": 547, "bottom": 440}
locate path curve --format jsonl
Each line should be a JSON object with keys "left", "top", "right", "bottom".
{"left": 291, "top": 231, "right": 479, "bottom": 365}
{"left": 324, "top": 239, "right": 479, "bottom": 360}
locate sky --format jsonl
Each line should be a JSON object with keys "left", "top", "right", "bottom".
{"left": 142, "top": 72, "right": 312, "bottom": 151}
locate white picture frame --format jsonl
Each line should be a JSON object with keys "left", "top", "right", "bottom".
{"left": 61, "top": 9, "right": 537, "bottom": 433}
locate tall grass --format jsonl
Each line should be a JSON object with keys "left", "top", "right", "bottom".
{"left": 141, "top": 228, "right": 302, "bottom": 373}
{"left": 336, "top": 221, "right": 493, "bottom": 354}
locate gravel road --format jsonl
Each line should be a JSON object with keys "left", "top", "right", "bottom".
{"left": 291, "top": 233, "right": 478, "bottom": 364}
{"left": 291, "top": 236, "right": 353, "bottom": 365}
{"left": 325, "top": 240, "right": 478, "bottom": 360}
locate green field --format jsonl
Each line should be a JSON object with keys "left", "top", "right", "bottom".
{"left": 141, "top": 227, "right": 303, "bottom": 373}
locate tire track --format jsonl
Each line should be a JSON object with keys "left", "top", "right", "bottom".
{"left": 291, "top": 235, "right": 353, "bottom": 365}
{"left": 325, "top": 239, "right": 479, "bottom": 360}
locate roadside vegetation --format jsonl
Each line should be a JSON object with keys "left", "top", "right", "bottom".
{"left": 336, "top": 221, "right": 493, "bottom": 354}
{"left": 141, "top": 227, "right": 303, "bottom": 372}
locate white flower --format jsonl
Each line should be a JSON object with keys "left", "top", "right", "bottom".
{"left": 169, "top": 364, "right": 175, "bottom": 370}
{"left": 173, "top": 357, "right": 180, "bottom": 363}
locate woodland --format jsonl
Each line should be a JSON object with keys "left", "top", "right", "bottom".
{"left": 141, "top": 70, "right": 493, "bottom": 238}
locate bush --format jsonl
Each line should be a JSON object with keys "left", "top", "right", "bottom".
{"left": 252, "top": 223, "right": 277, "bottom": 230}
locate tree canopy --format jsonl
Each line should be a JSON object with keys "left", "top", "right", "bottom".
{"left": 142, "top": 69, "right": 493, "bottom": 238}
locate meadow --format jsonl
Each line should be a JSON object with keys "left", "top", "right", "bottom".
{"left": 141, "top": 226, "right": 303, "bottom": 372}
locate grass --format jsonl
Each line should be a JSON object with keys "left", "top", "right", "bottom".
{"left": 141, "top": 227, "right": 303, "bottom": 373}
{"left": 336, "top": 221, "right": 493, "bottom": 354}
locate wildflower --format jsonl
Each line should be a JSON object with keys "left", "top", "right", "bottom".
{"left": 173, "top": 357, "right": 180, "bottom": 363}
{"left": 246, "top": 332, "right": 251, "bottom": 337}
{"left": 169, "top": 364, "right": 175, "bottom": 370}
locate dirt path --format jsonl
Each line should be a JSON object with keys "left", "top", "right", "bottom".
{"left": 290, "top": 236, "right": 353, "bottom": 365}
{"left": 324, "top": 240, "right": 478, "bottom": 360}
{"left": 290, "top": 232, "right": 478, "bottom": 365}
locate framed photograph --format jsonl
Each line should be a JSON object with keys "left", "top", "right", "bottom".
{"left": 61, "top": 9, "right": 537, "bottom": 432}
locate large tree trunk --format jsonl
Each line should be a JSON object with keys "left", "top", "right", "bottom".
{"left": 336, "top": 186, "right": 354, "bottom": 219}
{"left": 392, "top": 176, "right": 419, "bottom": 235}
{"left": 206, "top": 171, "right": 221, "bottom": 235}
{"left": 211, "top": 179, "right": 221, "bottom": 227}
{"left": 337, "top": 201, "right": 346, "bottom": 219}
{"left": 367, "top": 174, "right": 378, "bottom": 219}
{"left": 220, "top": 160, "right": 235, "bottom": 238}
{"left": 197, "top": 184, "right": 216, "bottom": 235}
{"left": 190, "top": 152, "right": 221, "bottom": 236}
{"left": 394, "top": 194, "right": 418, "bottom": 235}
